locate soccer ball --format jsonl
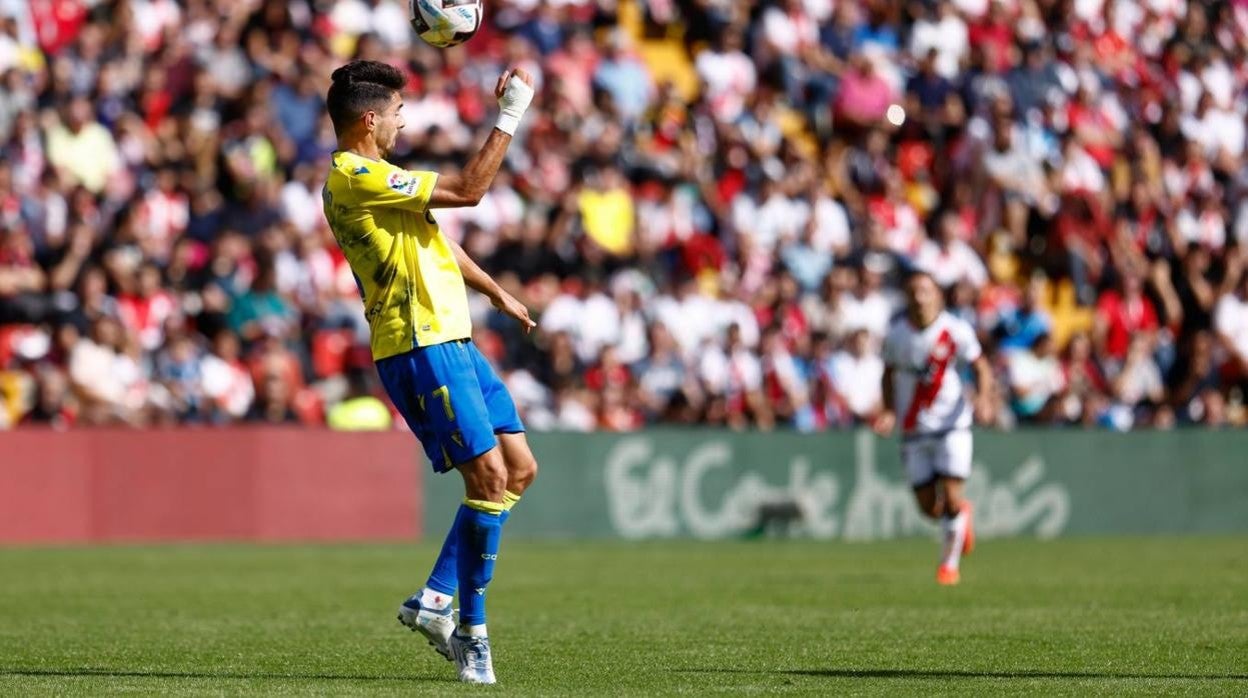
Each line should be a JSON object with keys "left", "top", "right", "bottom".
{"left": 410, "top": 0, "right": 483, "bottom": 48}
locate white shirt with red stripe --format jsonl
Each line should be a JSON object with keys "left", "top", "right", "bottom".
{"left": 883, "top": 311, "right": 982, "bottom": 436}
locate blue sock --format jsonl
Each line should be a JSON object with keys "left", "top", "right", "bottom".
{"left": 425, "top": 506, "right": 471, "bottom": 596}
{"left": 425, "top": 506, "right": 513, "bottom": 597}
{"left": 456, "top": 503, "right": 502, "bottom": 627}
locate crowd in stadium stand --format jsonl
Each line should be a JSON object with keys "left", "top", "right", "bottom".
{"left": 1, "top": 0, "right": 1247, "bottom": 432}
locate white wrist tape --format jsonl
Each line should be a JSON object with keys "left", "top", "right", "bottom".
{"left": 496, "top": 75, "right": 534, "bottom": 136}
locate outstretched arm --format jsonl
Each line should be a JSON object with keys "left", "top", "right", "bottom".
{"left": 428, "top": 68, "right": 535, "bottom": 209}
{"left": 447, "top": 236, "right": 535, "bottom": 333}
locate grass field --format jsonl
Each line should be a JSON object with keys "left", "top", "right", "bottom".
{"left": 0, "top": 538, "right": 1245, "bottom": 696}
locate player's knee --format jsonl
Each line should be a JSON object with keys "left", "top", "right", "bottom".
{"left": 463, "top": 455, "right": 508, "bottom": 502}
{"left": 916, "top": 496, "right": 942, "bottom": 519}
{"left": 509, "top": 453, "right": 537, "bottom": 491}
{"left": 941, "top": 483, "right": 966, "bottom": 516}
{"left": 481, "top": 460, "right": 507, "bottom": 500}
{"left": 944, "top": 495, "right": 965, "bottom": 517}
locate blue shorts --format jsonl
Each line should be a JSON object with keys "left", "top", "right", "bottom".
{"left": 376, "top": 339, "right": 524, "bottom": 473}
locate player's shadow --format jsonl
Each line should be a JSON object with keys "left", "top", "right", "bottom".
{"left": 679, "top": 668, "right": 1248, "bottom": 681}
{"left": 0, "top": 667, "right": 455, "bottom": 683}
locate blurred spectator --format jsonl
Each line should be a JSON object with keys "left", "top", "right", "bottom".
{"left": 1095, "top": 274, "right": 1159, "bottom": 368}
{"left": 20, "top": 365, "right": 75, "bottom": 429}
{"left": 44, "top": 97, "right": 121, "bottom": 195}
{"left": 916, "top": 210, "right": 987, "bottom": 289}
{"left": 201, "top": 330, "right": 255, "bottom": 421}
{"left": 1007, "top": 332, "right": 1063, "bottom": 423}
{"left": 592, "top": 31, "right": 652, "bottom": 123}
{"left": 1215, "top": 270, "right": 1248, "bottom": 387}
{"left": 993, "top": 275, "right": 1053, "bottom": 353}
{"left": 326, "top": 367, "right": 392, "bottom": 431}
{"left": 826, "top": 327, "right": 882, "bottom": 423}
{"left": 1170, "top": 331, "right": 1224, "bottom": 426}
{"left": 68, "top": 317, "right": 143, "bottom": 425}
{"left": 1059, "top": 332, "right": 1109, "bottom": 426}
{"left": 1112, "top": 335, "right": 1167, "bottom": 427}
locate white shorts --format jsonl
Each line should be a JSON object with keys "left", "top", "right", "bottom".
{"left": 901, "top": 429, "right": 973, "bottom": 487}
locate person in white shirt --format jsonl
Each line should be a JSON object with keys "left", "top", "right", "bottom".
{"left": 1214, "top": 272, "right": 1248, "bottom": 383}
{"left": 915, "top": 210, "right": 989, "bottom": 289}
{"left": 828, "top": 328, "right": 884, "bottom": 421}
{"left": 840, "top": 264, "right": 895, "bottom": 343}
{"left": 1006, "top": 332, "right": 1064, "bottom": 421}
{"left": 541, "top": 279, "right": 621, "bottom": 363}
{"left": 874, "top": 270, "right": 996, "bottom": 586}
{"left": 909, "top": 1, "right": 969, "bottom": 80}
{"left": 694, "top": 30, "right": 757, "bottom": 123}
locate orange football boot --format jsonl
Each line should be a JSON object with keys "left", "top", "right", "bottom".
{"left": 936, "top": 565, "right": 960, "bottom": 586}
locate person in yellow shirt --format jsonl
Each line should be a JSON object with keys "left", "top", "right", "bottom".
{"left": 325, "top": 368, "right": 393, "bottom": 431}
{"left": 45, "top": 98, "right": 121, "bottom": 194}
{"left": 322, "top": 60, "right": 538, "bottom": 685}
{"left": 578, "top": 166, "right": 634, "bottom": 256}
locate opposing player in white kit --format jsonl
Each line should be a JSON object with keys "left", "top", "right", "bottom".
{"left": 873, "top": 270, "right": 996, "bottom": 585}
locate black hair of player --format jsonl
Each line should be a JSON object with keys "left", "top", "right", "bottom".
{"left": 901, "top": 262, "right": 935, "bottom": 287}
{"left": 326, "top": 60, "right": 405, "bottom": 135}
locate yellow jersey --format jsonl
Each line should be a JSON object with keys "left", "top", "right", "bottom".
{"left": 322, "top": 150, "right": 471, "bottom": 360}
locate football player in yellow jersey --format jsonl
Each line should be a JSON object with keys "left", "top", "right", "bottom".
{"left": 322, "top": 60, "right": 537, "bottom": 685}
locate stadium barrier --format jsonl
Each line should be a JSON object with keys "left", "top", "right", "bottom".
{"left": 5, "top": 429, "right": 1244, "bottom": 544}
{"left": 425, "top": 430, "right": 1248, "bottom": 540}
{"left": 0, "top": 429, "right": 420, "bottom": 544}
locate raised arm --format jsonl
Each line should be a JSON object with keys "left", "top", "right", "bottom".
{"left": 428, "top": 69, "right": 535, "bottom": 209}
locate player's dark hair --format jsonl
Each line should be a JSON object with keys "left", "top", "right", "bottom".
{"left": 902, "top": 264, "right": 935, "bottom": 286}
{"left": 326, "top": 60, "right": 406, "bottom": 135}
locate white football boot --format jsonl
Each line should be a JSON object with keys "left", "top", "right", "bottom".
{"left": 449, "top": 631, "right": 496, "bottom": 684}
{"left": 397, "top": 594, "right": 454, "bottom": 660}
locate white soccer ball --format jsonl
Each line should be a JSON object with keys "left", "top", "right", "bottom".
{"left": 410, "top": 0, "right": 483, "bottom": 48}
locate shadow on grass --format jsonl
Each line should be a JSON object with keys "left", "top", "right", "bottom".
{"left": 0, "top": 667, "right": 451, "bottom": 683}
{"left": 679, "top": 668, "right": 1248, "bottom": 681}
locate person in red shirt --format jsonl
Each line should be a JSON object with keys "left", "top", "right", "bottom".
{"left": 1067, "top": 84, "right": 1122, "bottom": 170}
{"left": 584, "top": 345, "right": 631, "bottom": 392}
{"left": 968, "top": 2, "right": 1014, "bottom": 73}
{"left": 29, "top": 0, "right": 87, "bottom": 56}
{"left": 117, "top": 262, "right": 177, "bottom": 352}
{"left": 1094, "top": 274, "right": 1159, "bottom": 365}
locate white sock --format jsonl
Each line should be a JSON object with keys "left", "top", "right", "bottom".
{"left": 420, "top": 587, "right": 452, "bottom": 611}
{"left": 940, "top": 510, "right": 967, "bottom": 570}
{"left": 459, "top": 623, "right": 488, "bottom": 638}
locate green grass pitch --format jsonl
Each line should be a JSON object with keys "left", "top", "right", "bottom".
{"left": 0, "top": 538, "right": 1245, "bottom": 696}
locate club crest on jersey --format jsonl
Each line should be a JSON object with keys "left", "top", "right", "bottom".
{"left": 387, "top": 171, "right": 416, "bottom": 195}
